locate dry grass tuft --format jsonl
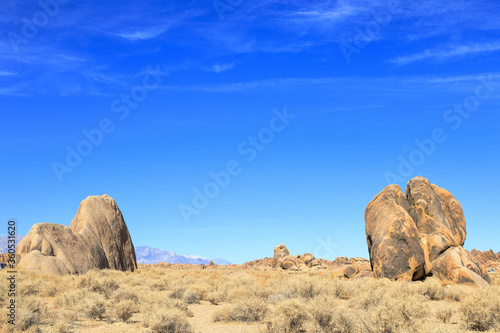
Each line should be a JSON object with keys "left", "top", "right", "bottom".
{"left": 114, "top": 299, "right": 137, "bottom": 322}
{"left": 212, "top": 297, "right": 268, "bottom": 323}
{"left": 266, "top": 299, "right": 308, "bottom": 333}
{"left": 143, "top": 307, "right": 194, "bottom": 333}
{"left": 436, "top": 308, "right": 453, "bottom": 324}
{"left": 308, "top": 296, "right": 358, "bottom": 333}
{"left": 359, "top": 292, "right": 429, "bottom": 333}
{"left": 460, "top": 288, "right": 500, "bottom": 331}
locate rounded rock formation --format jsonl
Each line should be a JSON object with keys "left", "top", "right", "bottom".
{"left": 17, "top": 194, "right": 137, "bottom": 275}
{"left": 365, "top": 176, "right": 490, "bottom": 286}
{"left": 273, "top": 243, "right": 289, "bottom": 259}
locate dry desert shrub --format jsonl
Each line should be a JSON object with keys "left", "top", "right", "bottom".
{"left": 348, "top": 278, "right": 393, "bottom": 305}
{"left": 53, "top": 319, "right": 73, "bottom": 333}
{"left": 183, "top": 289, "right": 201, "bottom": 304}
{"left": 308, "top": 296, "right": 359, "bottom": 333}
{"left": 417, "top": 278, "right": 445, "bottom": 301}
{"left": 54, "top": 309, "right": 78, "bottom": 331}
{"left": 143, "top": 307, "right": 194, "bottom": 333}
{"left": 112, "top": 287, "right": 139, "bottom": 303}
{"left": 114, "top": 299, "right": 138, "bottom": 322}
{"left": 291, "top": 277, "right": 323, "bottom": 300}
{"left": 169, "top": 286, "right": 186, "bottom": 300}
{"left": 76, "top": 269, "right": 125, "bottom": 298}
{"left": 89, "top": 277, "right": 119, "bottom": 299}
{"left": 266, "top": 299, "right": 309, "bottom": 333}
{"left": 351, "top": 286, "right": 387, "bottom": 310}
{"left": 40, "top": 278, "right": 60, "bottom": 297}
{"left": 436, "top": 308, "right": 454, "bottom": 324}
{"left": 59, "top": 290, "right": 107, "bottom": 321}
{"left": 358, "top": 292, "right": 429, "bottom": 333}
{"left": 167, "top": 299, "right": 194, "bottom": 317}
{"left": 248, "top": 282, "right": 272, "bottom": 299}
{"left": 18, "top": 274, "right": 42, "bottom": 297}
{"left": 460, "top": 288, "right": 500, "bottom": 331}
{"left": 139, "top": 289, "right": 194, "bottom": 317}
{"left": 56, "top": 289, "right": 87, "bottom": 313}
{"left": 321, "top": 279, "right": 352, "bottom": 300}
{"left": 268, "top": 278, "right": 299, "bottom": 301}
{"left": 149, "top": 278, "right": 170, "bottom": 291}
{"left": 186, "top": 281, "right": 212, "bottom": 299}
{"left": 212, "top": 297, "right": 268, "bottom": 323}
{"left": 443, "top": 284, "right": 466, "bottom": 301}
{"left": 16, "top": 307, "right": 41, "bottom": 332}
{"left": 85, "top": 298, "right": 107, "bottom": 320}
{"left": 206, "top": 290, "right": 225, "bottom": 305}
{"left": 227, "top": 285, "right": 254, "bottom": 301}
{"left": 16, "top": 296, "right": 45, "bottom": 332}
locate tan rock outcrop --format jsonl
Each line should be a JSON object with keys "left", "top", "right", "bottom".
{"left": 243, "top": 243, "right": 369, "bottom": 274}
{"left": 16, "top": 194, "right": 137, "bottom": 276}
{"left": 274, "top": 243, "right": 289, "bottom": 259}
{"left": 432, "top": 247, "right": 490, "bottom": 287}
{"left": 365, "top": 184, "right": 428, "bottom": 280}
{"left": 471, "top": 249, "right": 500, "bottom": 271}
{"left": 365, "top": 176, "right": 490, "bottom": 286}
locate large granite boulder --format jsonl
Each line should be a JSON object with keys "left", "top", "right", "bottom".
{"left": 365, "top": 184, "right": 429, "bottom": 280}
{"left": 406, "top": 177, "right": 466, "bottom": 261}
{"left": 432, "top": 247, "right": 490, "bottom": 287}
{"left": 17, "top": 194, "right": 137, "bottom": 275}
{"left": 365, "top": 176, "right": 490, "bottom": 286}
{"left": 70, "top": 194, "right": 136, "bottom": 272}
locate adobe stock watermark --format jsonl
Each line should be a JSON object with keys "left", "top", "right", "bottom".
{"left": 339, "top": 0, "right": 401, "bottom": 63}
{"left": 52, "top": 65, "right": 167, "bottom": 182}
{"left": 314, "top": 235, "right": 340, "bottom": 261}
{"left": 6, "top": 219, "right": 18, "bottom": 326}
{"left": 213, "top": 0, "right": 242, "bottom": 21}
{"left": 384, "top": 73, "right": 497, "bottom": 185}
{"left": 7, "top": 0, "right": 70, "bottom": 54}
{"left": 178, "top": 107, "right": 296, "bottom": 224}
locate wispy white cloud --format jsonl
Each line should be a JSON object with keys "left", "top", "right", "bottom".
{"left": 392, "top": 42, "right": 500, "bottom": 65}
{"left": 0, "top": 70, "right": 18, "bottom": 76}
{"left": 0, "top": 86, "right": 27, "bottom": 96}
{"left": 160, "top": 77, "right": 342, "bottom": 92}
{"left": 289, "top": 3, "right": 363, "bottom": 25}
{"left": 115, "top": 25, "right": 170, "bottom": 41}
{"left": 404, "top": 73, "right": 500, "bottom": 84}
{"left": 205, "top": 63, "right": 235, "bottom": 73}
{"left": 159, "top": 72, "right": 500, "bottom": 94}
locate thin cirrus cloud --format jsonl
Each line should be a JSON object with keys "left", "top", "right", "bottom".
{"left": 392, "top": 42, "right": 500, "bottom": 65}
{"left": 158, "top": 73, "right": 500, "bottom": 94}
{"left": 0, "top": 70, "right": 19, "bottom": 76}
{"left": 114, "top": 25, "right": 171, "bottom": 41}
{"left": 207, "top": 63, "right": 235, "bottom": 73}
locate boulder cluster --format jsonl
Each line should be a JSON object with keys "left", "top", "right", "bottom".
{"left": 270, "top": 243, "right": 322, "bottom": 270}
{"left": 243, "top": 243, "right": 369, "bottom": 274}
{"left": 471, "top": 249, "right": 500, "bottom": 271}
{"left": 16, "top": 194, "right": 137, "bottom": 276}
{"left": 365, "top": 176, "right": 491, "bottom": 286}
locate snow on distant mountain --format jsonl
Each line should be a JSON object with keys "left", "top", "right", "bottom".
{"left": 0, "top": 235, "right": 24, "bottom": 252}
{"left": 135, "top": 246, "right": 231, "bottom": 265}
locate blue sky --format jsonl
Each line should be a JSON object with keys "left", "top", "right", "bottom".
{"left": 1, "top": 0, "right": 499, "bottom": 264}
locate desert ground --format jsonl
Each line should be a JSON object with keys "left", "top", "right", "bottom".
{"left": 1, "top": 264, "right": 499, "bottom": 333}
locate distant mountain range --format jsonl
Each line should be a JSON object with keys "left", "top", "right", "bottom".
{"left": 135, "top": 246, "right": 231, "bottom": 265}
{"left": 1, "top": 236, "right": 230, "bottom": 265}
{"left": 0, "top": 235, "right": 24, "bottom": 252}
